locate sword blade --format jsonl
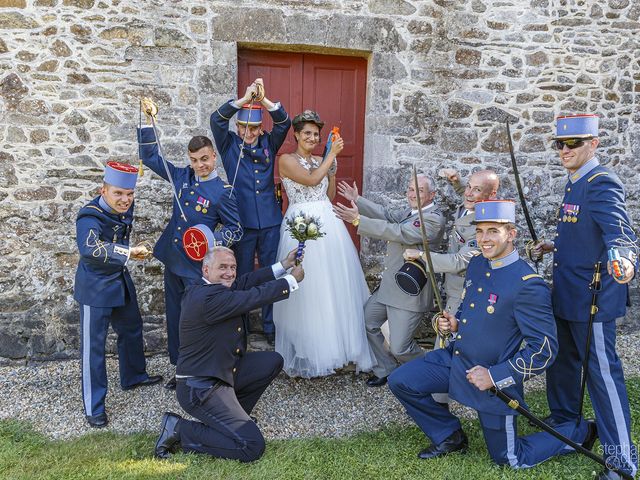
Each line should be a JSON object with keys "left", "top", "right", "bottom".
{"left": 412, "top": 165, "right": 444, "bottom": 313}
{"left": 506, "top": 121, "right": 538, "bottom": 243}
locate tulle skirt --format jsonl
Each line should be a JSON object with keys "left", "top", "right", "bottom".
{"left": 273, "top": 200, "right": 375, "bottom": 378}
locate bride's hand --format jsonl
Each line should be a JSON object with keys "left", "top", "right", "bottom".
{"left": 329, "top": 136, "right": 344, "bottom": 156}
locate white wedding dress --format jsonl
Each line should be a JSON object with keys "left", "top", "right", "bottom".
{"left": 273, "top": 156, "right": 375, "bottom": 378}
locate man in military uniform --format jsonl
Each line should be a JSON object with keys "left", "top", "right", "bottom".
{"left": 210, "top": 78, "right": 291, "bottom": 345}
{"left": 388, "top": 200, "right": 597, "bottom": 469}
{"left": 403, "top": 169, "right": 499, "bottom": 404}
{"left": 138, "top": 103, "right": 243, "bottom": 389}
{"left": 153, "top": 246, "right": 303, "bottom": 462}
{"left": 74, "top": 162, "right": 162, "bottom": 428}
{"left": 334, "top": 175, "right": 445, "bottom": 387}
{"left": 532, "top": 114, "right": 638, "bottom": 480}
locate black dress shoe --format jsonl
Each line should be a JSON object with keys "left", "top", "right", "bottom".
{"left": 366, "top": 375, "right": 388, "bottom": 387}
{"left": 155, "top": 412, "right": 182, "bottom": 459}
{"left": 265, "top": 333, "right": 275, "bottom": 346}
{"left": 122, "top": 375, "right": 163, "bottom": 391}
{"left": 418, "top": 429, "right": 468, "bottom": 460}
{"left": 86, "top": 412, "right": 108, "bottom": 428}
{"left": 582, "top": 420, "right": 598, "bottom": 451}
{"left": 163, "top": 376, "right": 177, "bottom": 390}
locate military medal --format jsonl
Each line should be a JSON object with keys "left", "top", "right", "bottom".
{"left": 196, "top": 196, "right": 210, "bottom": 214}
{"left": 562, "top": 203, "right": 580, "bottom": 223}
{"left": 487, "top": 293, "right": 498, "bottom": 314}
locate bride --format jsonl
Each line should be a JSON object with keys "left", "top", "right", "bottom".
{"left": 273, "top": 110, "right": 375, "bottom": 378}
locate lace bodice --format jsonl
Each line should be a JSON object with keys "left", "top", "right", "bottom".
{"left": 281, "top": 155, "right": 329, "bottom": 205}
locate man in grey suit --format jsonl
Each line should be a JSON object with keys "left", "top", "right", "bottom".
{"left": 404, "top": 169, "right": 499, "bottom": 313}
{"left": 403, "top": 169, "right": 499, "bottom": 402}
{"left": 334, "top": 175, "right": 446, "bottom": 386}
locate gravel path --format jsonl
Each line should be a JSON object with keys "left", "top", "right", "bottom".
{"left": 1, "top": 332, "right": 639, "bottom": 441}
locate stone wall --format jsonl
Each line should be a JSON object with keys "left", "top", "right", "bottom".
{"left": 0, "top": 0, "right": 638, "bottom": 360}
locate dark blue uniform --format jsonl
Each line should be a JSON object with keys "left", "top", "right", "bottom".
{"left": 173, "top": 266, "right": 292, "bottom": 461}
{"left": 210, "top": 100, "right": 291, "bottom": 335}
{"left": 547, "top": 157, "right": 638, "bottom": 477}
{"left": 74, "top": 196, "right": 150, "bottom": 417}
{"left": 138, "top": 126, "right": 243, "bottom": 365}
{"left": 389, "top": 251, "right": 591, "bottom": 469}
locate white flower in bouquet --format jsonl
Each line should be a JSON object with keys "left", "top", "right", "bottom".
{"left": 307, "top": 223, "right": 318, "bottom": 236}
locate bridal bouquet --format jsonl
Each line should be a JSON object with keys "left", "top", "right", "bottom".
{"left": 285, "top": 212, "right": 325, "bottom": 264}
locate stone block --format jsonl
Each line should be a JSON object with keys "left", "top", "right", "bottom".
{"left": 477, "top": 106, "right": 517, "bottom": 123}
{"left": 14, "top": 186, "right": 57, "bottom": 201}
{"left": 211, "top": 7, "right": 286, "bottom": 43}
{"left": 447, "top": 101, "right": 473, "bottom": 119}
{"left": 154, "top": 27, "right": 192, "bottom": 48}
{"left": 198, "top": 65, "right": 233, "bottom": 95}
{"left": 62, "top": 0, "right": 94, "bottom": 8}
{"left": 67, "top": 73, "right": 90, "bottom": 84}
{"left": 455, "top": 48, "right": 481, "bottom": 66}
{"left": 284, "top": 13, "right": 328, "bottom": 45}
{"left": 37, "top": 59, "right": 58, "bottom": 72}
{"left": 50, "top": 39, "right": 71, "bottom": 57}
{"left": 0, "top": 151, "right": 18, "bottom": 186}
{"left": 369, "top": 0, "right": 416, "bottom": 15}
{"left": 326, "top": 15, "right": 406, "bottom": 52}
{"left": 0, "top": 12, "right": 37, "bottom": 28}
{"left": 0, "top": 37, "right": 6, "bottom": 53}
{"left": 124, "top": 46, "right": 196, "bottom": 64}
{"left": 0, "top": 0, "right": 26, "bottom": 7}
{"left": 440, "top": 129, "right": 478, "bottom": 153}
{"left": 403, "top": 91, "right": 440, "bottom": 118}
{"left": 0, "top": 72, "right": 28, "bottom": 106}
{"left": 30, "top": 129, "right": 49, "bottom": 144}
{"left": 371, "top": 53, "right": 407, "bottom": 82}
{"left": 525, "top": 51, "right": 548, "bottom": 66}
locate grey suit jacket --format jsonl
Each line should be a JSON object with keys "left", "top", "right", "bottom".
{"left": 357, "top": 196, "right": 445, "bottom": 313}
{"left": 429, "top": 205, "right": 479, "bottom": 312}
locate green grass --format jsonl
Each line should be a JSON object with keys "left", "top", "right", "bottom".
{"left": 1, "top": 378, "right": 638, "bottom": 480}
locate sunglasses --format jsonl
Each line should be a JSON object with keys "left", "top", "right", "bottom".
{"left": 553, "top": 137, "right": 592, "bottom": 150}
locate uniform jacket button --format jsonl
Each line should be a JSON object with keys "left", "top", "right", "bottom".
{"left": 237, "top": 327, "right": 242, "bottom": 332}
{"left": 232, "top": 367, "right": 237, "bottom": 373}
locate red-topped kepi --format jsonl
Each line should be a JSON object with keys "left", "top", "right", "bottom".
{"left": 183, "top": 224, "right": 215, "bottom": 261}
{"left": 237, "top": 104, "right": 263, "bottom": 126}
{"left": 104, "top": 161, "right": 139, "bottom": 189}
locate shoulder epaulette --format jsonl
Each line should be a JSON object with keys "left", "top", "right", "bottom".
{"left": 223, "top": 184, "right": 233, "bottom": 188}
{"left": 522, "top": 274, "right": 543, "bottom": 281}
{"left": 471, "top": 250, "right": 482, "bottom": 256}
{"left": 588, "top": 172, "right": 609, "bottom": 183}
{"left": 273, "top": 113, "right": 289, "bottom": 125}
{"left": 85, "top": 205, "right": 103, "bottom": 213}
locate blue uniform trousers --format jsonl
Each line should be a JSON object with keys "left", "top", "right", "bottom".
{"left": 79, "top": 302, "right": 148, "bottom": 416}
{"left": 175, "top": 351, "right": 283, "bottom": 462}
{"left": 389, "top": 354, "right": 589, "bottom": 469}
{"left": 164, "top": 269, "right": 199, "bottom": 366}
{"left": 233, "top": 226, "right": 280, "bottom": 335}
{"left": 546, "top": 318, "right": 637, "bottom": 476}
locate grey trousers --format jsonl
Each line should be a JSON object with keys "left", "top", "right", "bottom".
{"left": 365, "top": 291, "right": 424, "bottom": 378}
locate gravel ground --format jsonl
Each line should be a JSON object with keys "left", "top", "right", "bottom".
{"left": 1, "top": 332, "right": 639, "bottom": 441}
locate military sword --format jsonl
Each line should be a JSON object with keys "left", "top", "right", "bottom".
{"left": 140, "top": 98, "right": 188, "bottom": 222}
{"left": 577, "top": 262, "right": 602, "bottom": 423}
{"left": 411, "top": 166, "right": 446, "bottom": 347}
{"left": 491, "top": 386, "right": 633, "bottom": 480}
{"left": 506, "top": 121, "right": 539, "bottom": 265}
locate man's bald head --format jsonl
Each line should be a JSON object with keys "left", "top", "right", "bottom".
{"left": 463, "top": 169, "right": 499, "bottom": 210}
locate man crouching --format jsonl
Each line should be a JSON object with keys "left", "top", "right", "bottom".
{"left": 154, "top": 246, "right": 304, "bottom": 462}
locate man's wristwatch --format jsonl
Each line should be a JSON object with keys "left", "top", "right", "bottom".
{"left": 351, "top": 215, "right": 360, "bottom": 227}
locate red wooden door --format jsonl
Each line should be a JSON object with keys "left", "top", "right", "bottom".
{"left": 238, "top": 50, "right": 367, "bottom": 248}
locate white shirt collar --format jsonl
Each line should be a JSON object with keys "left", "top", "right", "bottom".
{"left": 411, "top": 202, "right": 434, "bottom": 215}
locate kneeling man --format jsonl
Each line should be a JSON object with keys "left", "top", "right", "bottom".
{"left": 388, "top": 200, "right": 597, "bottom": 469}
{"left": 154, "top": 246, "right": 304, "bottom": 462}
